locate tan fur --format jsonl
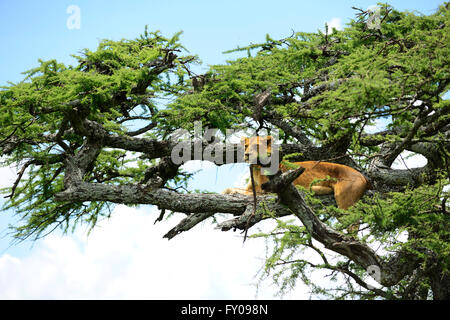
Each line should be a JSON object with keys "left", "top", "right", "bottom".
{"left": 223, "top": 136, "right": 369, "bottom": 210}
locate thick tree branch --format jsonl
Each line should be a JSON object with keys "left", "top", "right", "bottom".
{"left": 54, "top": 182, "right": 250, "bottom": 215}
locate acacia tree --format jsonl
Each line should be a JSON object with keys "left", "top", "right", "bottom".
{"left": 1, "top": 4, "right": 449, "bottom": 299}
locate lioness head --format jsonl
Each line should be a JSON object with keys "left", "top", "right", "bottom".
{"left": 242, "top": 136, "right": 272, "bottom": 164}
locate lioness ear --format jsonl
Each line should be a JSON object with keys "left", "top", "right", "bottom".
{"left": 266, "top": 136, "right": 273, "bottom": 145}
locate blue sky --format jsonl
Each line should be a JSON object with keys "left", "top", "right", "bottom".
{"left": 0, "top": 0, "right": 445, "bottom": 299}
{"left": 1, "top": 0, "right": 444, "bottom": 85}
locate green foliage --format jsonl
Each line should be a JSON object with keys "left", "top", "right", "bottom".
{"left": 234, "top": 4, "right": 449, "bottom": 298}
{"left": 258, "top": 177, "right": 449, "bottom": 299}
{"left": 0, "top": 27, "right": 196, "bottom": 240}
{"left": 356, "top": 178, "right": 449, "bottom": 268}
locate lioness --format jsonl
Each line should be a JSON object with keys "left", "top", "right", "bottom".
{"left": 223, "top": 136, "right": 370, "bottom": 210}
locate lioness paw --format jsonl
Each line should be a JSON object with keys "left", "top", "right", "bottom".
{"left": 222, "top": 188, "right": 234, "bottom": 194}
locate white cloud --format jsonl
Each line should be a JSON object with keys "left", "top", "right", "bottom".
{"left": 0, "top": 205, "right": 316, "bottom": 299}
{"left": 0, "top": 160, "right": 19, "bottom": 189}
{"left": 364, "top": 117, "right": 390, "bottom": 134}
{"left": 180, "top": 160, "right": 217, "bottom": 173}
{"left": 326, "top": 17, "right": 342, "bottom": 32}
{"left": 392, "top": 151, "right": 427, "bottom": 169}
